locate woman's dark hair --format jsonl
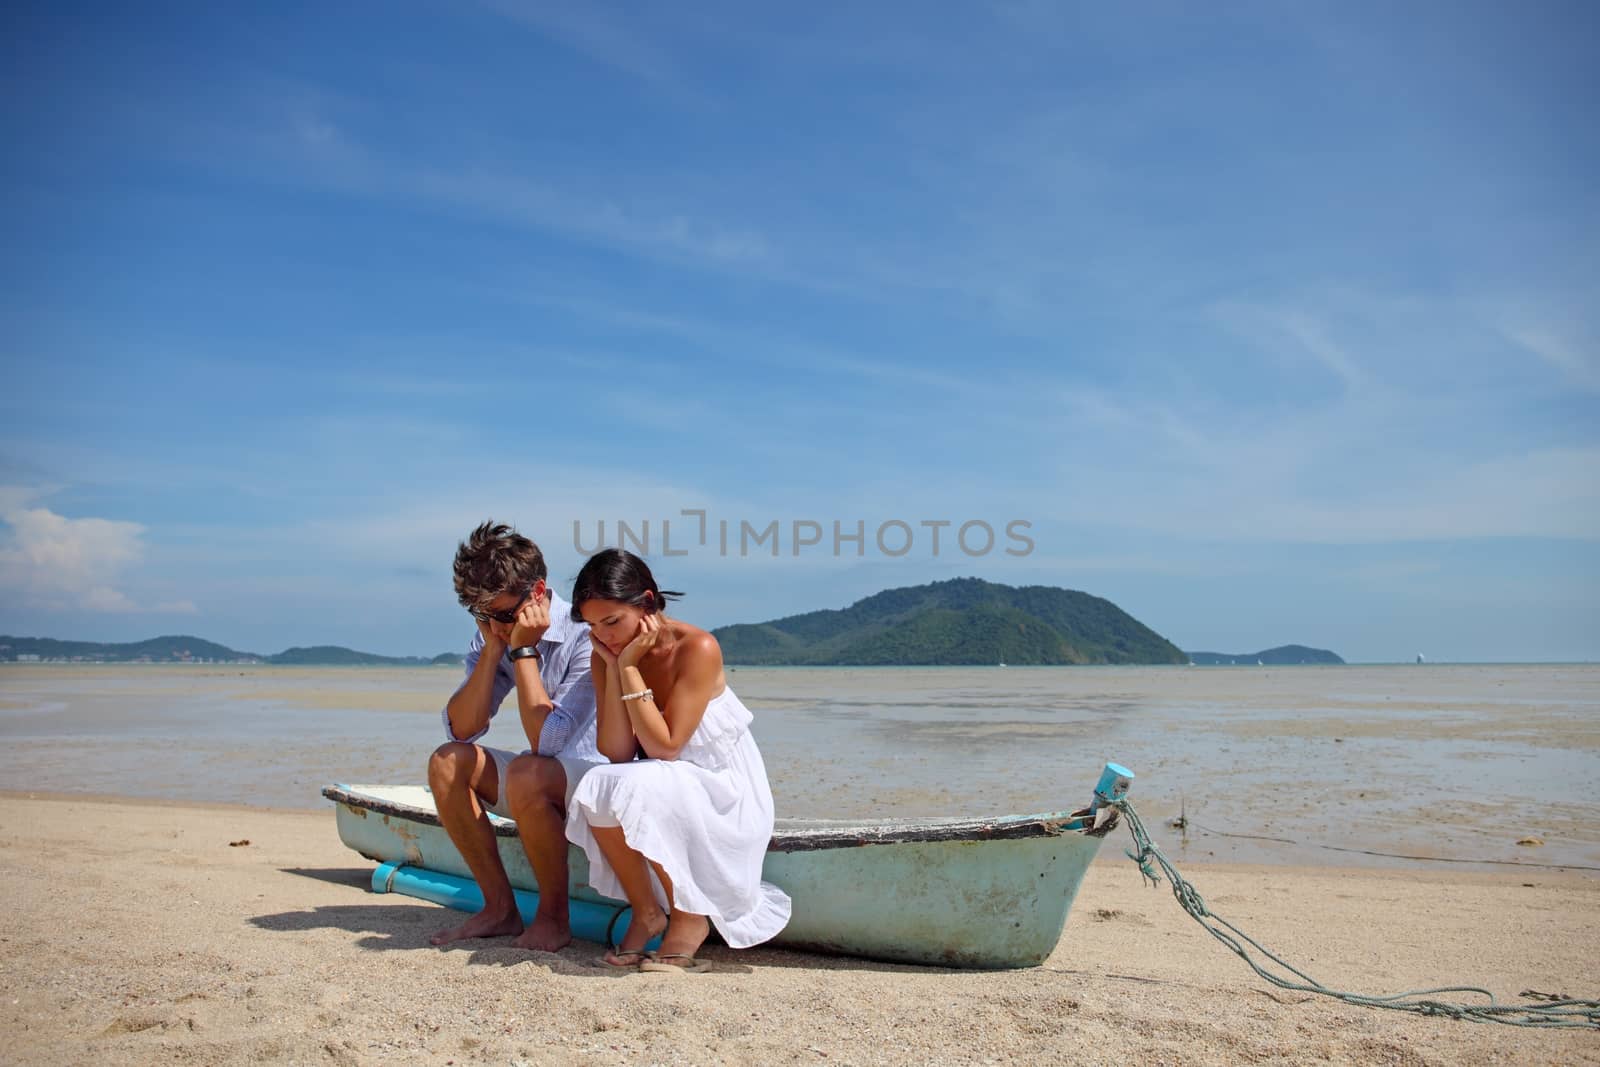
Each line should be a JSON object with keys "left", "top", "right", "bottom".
{"left": 570, "top": 548, "right": 684, "bottom": 621}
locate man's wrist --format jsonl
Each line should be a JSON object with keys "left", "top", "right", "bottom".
{"left": 508, "top": 645, "right": 542, "bottom": 663}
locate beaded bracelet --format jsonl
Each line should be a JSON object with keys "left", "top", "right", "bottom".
{"left": 620, "top": 688, "right": 654, "bottom": 702}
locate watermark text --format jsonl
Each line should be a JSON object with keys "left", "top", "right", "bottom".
{"left": 573, "top": 510, "right": 1034, "bottom": 559}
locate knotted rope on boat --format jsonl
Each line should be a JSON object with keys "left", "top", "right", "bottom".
{"left": 1110, "top": 797, "right": 1600, "bottom": 1029}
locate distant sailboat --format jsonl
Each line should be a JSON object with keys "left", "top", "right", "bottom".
{"left": 1417, "top": 653, "right": 1425, "bottom": 664}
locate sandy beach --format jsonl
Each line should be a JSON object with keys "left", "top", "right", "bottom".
{"left": 2, "top": 793, "right": 1595, "bottom": 1066}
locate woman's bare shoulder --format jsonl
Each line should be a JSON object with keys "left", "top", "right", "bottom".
{"left": 674, "top": 622, "right": 721, "bottom": 655}
{"left": 669, "top": 621, "right": 723, "bottom": 669}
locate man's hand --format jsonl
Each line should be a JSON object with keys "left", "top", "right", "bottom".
{"left": 477, "top": 616, "right": 511, "bottom": 651}
{"left": 508, "top": 588, "right": 553, "bottom": 648}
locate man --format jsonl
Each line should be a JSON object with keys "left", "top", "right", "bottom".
{"left": 428, "top": 521, "right": 601, "bottom": 952}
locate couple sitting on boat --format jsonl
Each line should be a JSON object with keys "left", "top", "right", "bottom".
{"left": 429, "top": 521, "right": 790, "bottom": 971}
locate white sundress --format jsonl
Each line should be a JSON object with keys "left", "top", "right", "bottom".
{"left": 565, "top": 686, "right": 792, "bottom": 949}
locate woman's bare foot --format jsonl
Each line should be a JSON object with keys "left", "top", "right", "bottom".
{"left": 602, "top": 905, "right": 667, "bottom": 967}
{"left": 654, "top": 911, "right": 709, "bottom": 963}
{"left": 428, "top": 905, "right": 523, "bottom": 946}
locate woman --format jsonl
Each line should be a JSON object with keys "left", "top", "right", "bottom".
{"left": 566, "top": 549, "right": 791, "bottom": 971}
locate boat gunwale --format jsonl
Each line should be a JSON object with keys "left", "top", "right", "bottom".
{"left": 321, "top": 784, "right": 1103, "bottom": 851}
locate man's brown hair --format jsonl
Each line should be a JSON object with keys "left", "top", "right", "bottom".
{"left": 453, "top": 521, "right": 548, "bottom": 611}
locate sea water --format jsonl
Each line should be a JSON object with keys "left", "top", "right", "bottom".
{"left": 0, "top": 662, "right": 1595, "bottom": 872}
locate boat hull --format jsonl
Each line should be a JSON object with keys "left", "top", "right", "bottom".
{"left": 763, "top": 833, "right": 1098, "bottom": 967}
{"left": 323, "top": 784, "right": 1112, "bottom": 969}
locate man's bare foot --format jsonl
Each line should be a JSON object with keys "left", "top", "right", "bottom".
{"left": 512, "top": 910, "right": 573, "bottom": 953}
{"left": 656, "top": 911, "right": 709, "bottom": 961}
{"left": 428, "top": 907, "right": 523, "bottom": 946}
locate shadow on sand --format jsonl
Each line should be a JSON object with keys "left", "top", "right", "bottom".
{"left": 264, "top": 866, "right": 932, "bottom": 976}
{"left": 278, "top": 866, "right": 373, "bottom": 888}
{"left": 247, "top": 901, "right": 763, "bottom": 977}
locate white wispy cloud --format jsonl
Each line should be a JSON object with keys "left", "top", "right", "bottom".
{"left": 478, "top": 0, "right": 687, "bottom": 91}
{"left": 1500, "top": 322, "right": 1600, "bottom": 393}
{"left": 0, "top": 497, "right": 146, "bottom": 613}
{"left": 409, "top": 166, "right": 771, "bottom": 268}
{"left": 0, "top": 486, "right": 45, "bottom": 514}
{"left": 1210, "top": 300, "right": 1372, "bottom": 394}
{"left": 197, "top": 92, "right": 778, "bottom": 275}
{"left": 1260, "top": 445, "right": 1600, "bottom": 542}
{"left": 1044, "top": 442, "right": 1600, "bottom": 544}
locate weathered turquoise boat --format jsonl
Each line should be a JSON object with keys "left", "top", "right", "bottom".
{"left": 322, "top": 766, "right": 1129, "bottom": 969}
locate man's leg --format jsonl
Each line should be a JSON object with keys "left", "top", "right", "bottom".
{"left": 426, "top": 742, "right": 523, "bottom": 946}
{"left": 502, "top": 754, "right": 579, "bottom": 952}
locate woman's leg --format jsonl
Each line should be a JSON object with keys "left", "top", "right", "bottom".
{"left": 647, "top": 860, "right": 710, "bottom": 964}
{"left": 589, "top": 825, "right": 669, "bottom": 962}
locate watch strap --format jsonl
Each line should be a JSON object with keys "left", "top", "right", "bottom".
{"left": 508, "top": 645, "right": 542, "bottom": 662}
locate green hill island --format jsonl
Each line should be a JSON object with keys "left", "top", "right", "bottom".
{"left": 711, "top": 577, "right": 1188, "bottom": 666}
{"left": 0, "top": 635, "right": 459, "bottom": 666}
{"left": 1186, "top": 645, "right": 1344, "bottom": 666}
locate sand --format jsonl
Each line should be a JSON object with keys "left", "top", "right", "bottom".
{"left": 1, "top": 793, "right": 1595, "bottom": 1065}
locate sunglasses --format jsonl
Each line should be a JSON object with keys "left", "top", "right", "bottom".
{"left": 472, "top": 584, "right": 534, "bottom": 625}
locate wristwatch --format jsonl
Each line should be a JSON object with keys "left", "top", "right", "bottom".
{"left": 508, "top": 645, "right": 542, "bottom": 663}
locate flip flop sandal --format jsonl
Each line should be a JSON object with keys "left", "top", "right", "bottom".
{"left": 596, "top": 949, "right": 655, "bottom": 970}
{"left": 639, "top": 953, "right": 713, "bottom": 974}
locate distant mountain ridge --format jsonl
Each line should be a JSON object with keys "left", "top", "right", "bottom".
{"left": 3, "top": 627, "right": 1341, "bottom": 669}
{"left": 270, "top": 646, "right": 462, "bottom": 667}
{"left": 1186, "top": 644, "right": 1344, "bottom": 666}
{"left": 0, "top": 634, "right": 458, "bottom": 666}
{"left": 712, "top": 577, "right": 1187, "bottom": 666}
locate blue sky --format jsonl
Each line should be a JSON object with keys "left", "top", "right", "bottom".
{"left": 1, "top": 1, "right": 1595, "bottom": 662}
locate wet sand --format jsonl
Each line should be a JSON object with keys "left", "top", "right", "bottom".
{"left": 1, "top": 793, "right": 1595, "bottom": 1065}
{"left": 1, "top": 663, "right": 1596, "bottom": 870}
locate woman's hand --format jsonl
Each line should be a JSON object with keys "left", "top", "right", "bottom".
{"left": 591, "top": 634, "right": 618, "bottom": 671}
{"left": 618, "top": 613, "right": 664, "bottom": 670}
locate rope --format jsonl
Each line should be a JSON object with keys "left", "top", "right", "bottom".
{"left": 1110, "top": 797, "right": 1600, "bottom": 1029}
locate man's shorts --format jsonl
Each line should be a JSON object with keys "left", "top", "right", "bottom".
{"left": 480, "top": 746, "right": 604, "bottom": 819}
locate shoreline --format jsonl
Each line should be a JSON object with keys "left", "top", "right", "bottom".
{"left": 12, "top": 783, "right": 1600, "bottom": 876}
{"left": 16, "top": 787, "right": 1592, "bottom": 881}
{"left": 0, "top": 786, "right": 331, "bottom": 816}
{"left": 3, "top": 793, "right": 1596, "bottom": 1064}
{"left": 4, "top": 663, "right": 1597, "bottom": 873}
{"left": 7, "top": 787, "right": 1598, "bottom": 879}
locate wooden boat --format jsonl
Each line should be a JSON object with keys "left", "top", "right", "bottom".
{"left": 322, "top": 775, "right": 1124, "bottom": 969}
